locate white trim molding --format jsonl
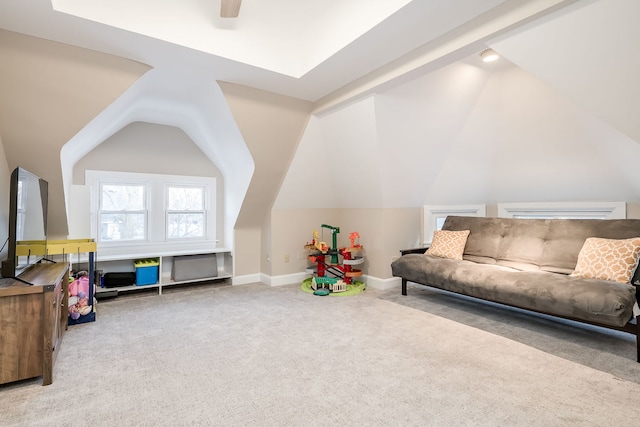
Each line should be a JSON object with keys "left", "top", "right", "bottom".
{"left": 231, "top": 273, "right": 262, "bottom": 286}
{"left": 365, "top": 275, "right": 401, "bottom": 291}
{"left": 497, "top": 201, "right": 626, "bottom": 220}
{"left": 423, "top": 204, "right": 486, "bottom": 244}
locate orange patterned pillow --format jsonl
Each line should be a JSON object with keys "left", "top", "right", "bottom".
{"left": 571, "top": 237, "right": 640, "bottom": 284}
{"left": 425, "top": 230, "right": 470, "bottom": 260}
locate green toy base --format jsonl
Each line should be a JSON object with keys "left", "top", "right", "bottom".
{"left": 301, "top": 277, "right": 366, "bottom": 297}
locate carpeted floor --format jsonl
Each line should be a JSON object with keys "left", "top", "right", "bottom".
{"left": 1, "top": 281, "right": 639, "bottom": 426}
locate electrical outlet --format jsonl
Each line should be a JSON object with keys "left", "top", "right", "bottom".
{"left": 284, "top": 254, "right": 290, "bottom": 263}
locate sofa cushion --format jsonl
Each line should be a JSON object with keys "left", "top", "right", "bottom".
{"left": 442, "top": 216, "right": 640, "bottom": 279}
{"left": 495, "top": 219, "right": 549, "bottom": 270}
{"left": 571, "top": 237, "right": 640, "bottom": 284}
{"left": 539, "top": 219, "right": 639, "bottom": 275}
{"left": 390, "top": 254, "right": 637, "bottom": 327}
{"left": 442, "top": 216, "right": 504, "bottom": 265}
{"left": 425, "top": 229, "right": 470, "bottom": 260}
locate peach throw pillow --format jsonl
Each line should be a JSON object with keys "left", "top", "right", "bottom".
{"left": 571, "top": 237, "right": 640, "bottom": 284}
{"left": 425, "top": 230, "right": 470, "bottom": 260}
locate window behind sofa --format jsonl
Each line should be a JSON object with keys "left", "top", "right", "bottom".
{"left": 498, "top": 201, "right": 626, "bottom": 220}
{"left": 423, "top": 204, "right": 486, "bottom": 245}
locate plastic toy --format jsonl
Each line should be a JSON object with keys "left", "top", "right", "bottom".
{"left": 303, "top": 225, "right": 365, "bottom": 294}
{"left": 68, "top": 271, "right": 93, "bottom": 320}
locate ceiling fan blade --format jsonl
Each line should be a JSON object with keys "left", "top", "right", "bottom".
{"left": 220, "top": 0, "right": 242, "bottom": 18}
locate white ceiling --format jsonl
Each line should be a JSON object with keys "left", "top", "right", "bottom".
{"left": 51, "top": 0, "right": 416, "bottom": 77}
{"left": 0, "top": 0, "right": 572, "bottom": 102}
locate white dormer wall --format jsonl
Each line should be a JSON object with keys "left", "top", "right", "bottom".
{"left": 277, "top": 60, "right": 640, "bottom": 212}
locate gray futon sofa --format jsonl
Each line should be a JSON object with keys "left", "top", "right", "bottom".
{"left": 390, "top": 216, "right": 640, "bottom": 361}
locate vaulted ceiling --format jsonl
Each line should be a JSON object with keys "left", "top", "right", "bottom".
{"left": 1, "top": 0, "right": 569, "bottom": 102}
{"left": 2, "top": 0, "right": 638, "bottom": 239}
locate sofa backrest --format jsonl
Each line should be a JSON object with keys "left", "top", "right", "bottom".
{"left": 442, "top": 216, "right": 640, "bottom": 278}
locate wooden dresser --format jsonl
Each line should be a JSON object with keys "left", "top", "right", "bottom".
{"left": 0, "top": 262, "right": 69, "bottom": 386}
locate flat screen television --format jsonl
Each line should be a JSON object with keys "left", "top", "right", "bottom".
{"left": 1, "top": 167, "right": 48, "bottom": 280}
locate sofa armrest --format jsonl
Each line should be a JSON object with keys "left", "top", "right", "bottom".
{"left": 400, "top": 246, "right": 429, "bottom": 256}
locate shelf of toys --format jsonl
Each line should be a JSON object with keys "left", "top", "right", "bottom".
{"left": 303, "top": 224, "right": 365, "bottom": 295}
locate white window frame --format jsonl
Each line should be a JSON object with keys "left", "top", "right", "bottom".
{"left": 423, "top": 205, "right": 486, "bottom": 245}
{"left": 86, "top": 170, "right": 217, "bottom": 257}
{"left": 497, "top": 201, "right": 626, "bottom": 219}
{"left": 165, "top": 183, "right": 207, "bottom": 240}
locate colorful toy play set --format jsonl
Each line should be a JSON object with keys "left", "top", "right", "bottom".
{"left": 302, "top": 224, "right": 365, "bottom": 296}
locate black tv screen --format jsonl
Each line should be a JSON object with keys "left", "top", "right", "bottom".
{"left": 1, "top": 167, "right": 48, "bottom": 279}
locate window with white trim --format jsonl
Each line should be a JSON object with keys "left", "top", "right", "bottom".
{"left": 423, "top": 204, "right": 486, "bottom": 244}
{"left": 86, "top": 171, "right": 216, "bottom": 252}
{"left": 497, "top": 202, "right": 626, "bottom": 220}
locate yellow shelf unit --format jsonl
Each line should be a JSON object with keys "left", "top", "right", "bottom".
{"left": 17, "top": 239, "right": 97, "bottom": 325}
{"left": 16, "top": 239, "right": 96, "bottom": 258}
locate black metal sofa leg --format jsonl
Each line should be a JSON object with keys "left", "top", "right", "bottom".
{"left": 637, "top": 316, "right": 640, "bottom": 363}
{"left": 402, "top": 278, "right": 407, "bottom": 296}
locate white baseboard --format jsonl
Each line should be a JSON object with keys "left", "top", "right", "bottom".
{"left": 267, "top": 272, "right": 310, "bottom": 287}
{"left": 232, "top": 272, "right": 308, "bottom": 287}
{"left": 364, "top": 275, "right": 401, "bottom": 290}
{"left": 231, "top": 274, "right": 262, "bottom": 286}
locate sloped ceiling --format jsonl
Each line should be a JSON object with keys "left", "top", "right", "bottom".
{"left": 0, "top": 29, "right": 149, "bottom": 237}
{"left": 489, "top": 0, "right": 640, "bottom": 144}
{"left": 275, "top": 0, "right": 640, "bottom": 209}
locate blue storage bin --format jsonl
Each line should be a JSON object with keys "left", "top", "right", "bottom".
{"left": 134, "top": 259, "right": 159, "bottom": 286}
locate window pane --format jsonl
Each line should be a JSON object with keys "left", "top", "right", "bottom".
{"left": 167, "top": 186, "right": 203, "bottom": 210}
{"left": 167, "top": 213, "right": 204, "bottom": 238}
{"left": 100, "top": 213, "right": 145, "bottom": 241}
{"left": 101, "top": 184, "right": 145, "bottom": 210}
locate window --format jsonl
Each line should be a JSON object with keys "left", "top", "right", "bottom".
{"left": 86, "top": 171, "right": 217, "bottom": 254}
{"left": 497, "top": 202, "right": 626, "bottom": 220}
{"left": 99, "top": 183, "right": 146, "bottom": 241}
{"left": 166, "top": 185, "right": 205, "bottom": 239}
{"left": 423, "top": 205, "right": 486, "bottom": 244}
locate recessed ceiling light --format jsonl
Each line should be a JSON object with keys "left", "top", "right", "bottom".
{"left": 480, "top": 49, "right": 499, "bottom": 62}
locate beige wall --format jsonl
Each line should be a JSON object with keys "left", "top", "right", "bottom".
{"left": 337, "top": 208, "right": 422, "bottom": 279}
{"left": 218, "top": 82, "right": 313, "bottom": 277}
{"left": 270, "top": 207, "right": 421, "bottom": 280}
{"left": 234, "top": 227, "right": 262, "bottom": 277}
{"left": 626, "top": 203, "right": 640, "bottom": 219}
{"left": 218, "top": 82, "right": 313, "bottom": 229}
{"left": 261, "top": 210, "right": 272, "bottom": 276}
{"left": 72, "top": 122, "right": 223, "bottom": 184}
{"left": 270, "top": 208, "right": 340, "bottom": 277}
{"left": 0, "top": 30, "right": 150, "bottom": 238}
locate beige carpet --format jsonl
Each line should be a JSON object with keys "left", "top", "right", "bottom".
{"left": 1, "top": 281, "right": 639, "bottom": 426}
